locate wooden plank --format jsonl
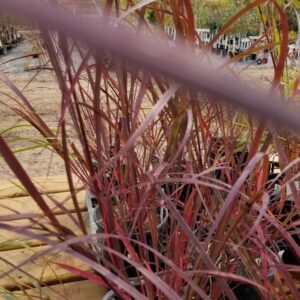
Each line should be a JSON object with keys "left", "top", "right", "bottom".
{"left": 18, "top": 30, "right": 41, "bottom": 35}
{"left": 0, "top": 175, "right": 83, "bottom": 199}
{"left": 12, "top": 280, "right": 107, "bottom": 300}
{"left": 0, "top": 212, "right": 89, "bottom": 251}
{"left": 0, "top": 190, "right": 86, "bottom": 217}
{"left": 0, "top": 245, "right": 94, "bottom": 290}
{"left": 24, "top": 51, "right": 42, "bottom": 56}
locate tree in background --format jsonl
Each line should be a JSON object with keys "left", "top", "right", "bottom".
{"left": 193, "top": 0, "right": 260, "bottom": 35}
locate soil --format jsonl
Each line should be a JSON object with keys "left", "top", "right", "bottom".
{"left": 0, "top": 42, "right": 275, "bottom": 180}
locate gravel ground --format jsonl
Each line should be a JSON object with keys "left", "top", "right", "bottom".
{"left": 0, "top": 42, "right": 275, "bottom": 180}
{"left": 0, "top": 41, "right": 65, "bottom": 180}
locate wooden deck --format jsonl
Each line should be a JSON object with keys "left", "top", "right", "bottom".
{"left": 0, "top": 176, "right": 107, "bottom": 299}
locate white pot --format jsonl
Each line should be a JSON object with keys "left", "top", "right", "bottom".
{"left": 86, "top": 189, "right": 169, "bottom": 254}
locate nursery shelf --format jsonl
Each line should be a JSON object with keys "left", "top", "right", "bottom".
{"left": 0, "top": 175, "right": 107, "bottom": 299}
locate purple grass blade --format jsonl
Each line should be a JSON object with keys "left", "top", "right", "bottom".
{"left": 0, "top": 0, "right": 299, "bottom": 132}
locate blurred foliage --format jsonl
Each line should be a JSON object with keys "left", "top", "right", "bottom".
{"left": 146, "top": 9, "right": 156, "bottom": 24}
{"left": 193, "top": 0, "right": 260, "bottom": 35}
{"left": 193, "top": 0, "right": 299, "bottom": 37}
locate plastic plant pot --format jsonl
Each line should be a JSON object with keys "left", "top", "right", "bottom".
{"left": 273, "top": 195, "right": 300, "bottom": 266}
{"left": 228, "top": 282, "right": 262, "bottom": 300}
{"left": 102, "top": 280, "right": 150, "bottom": 300}
{"left": 86, "top": 189, "right": 169, "bottom": 279}
{"left": 96, "top": 205, "right": 168, "bottom": 279}
{"left": 0, "top": 47, "right": 7, "bottom": 55}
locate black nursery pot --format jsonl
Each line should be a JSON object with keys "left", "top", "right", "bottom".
{"left": 102, "top": 281, "right": 157, "bottom": 300}
{"left": 226, "top": 282, "right": 262, "bottom": 300}
{"left": 103, "top": 281, "right": 263, "bottom": 300}
{"left": 0, "top": 47, "right": 7, "bottom": 55}
{"left": 207, "top": 138, "right": 250, "bottom": 182}
{"left": 273, "top": 194, "right": 300, "bottom": 266}
{"left": 93, "top": 205, "right": 169, "bottom": 280}
{"left": 266, "top": 163, "right": 300, "bottom": 266}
